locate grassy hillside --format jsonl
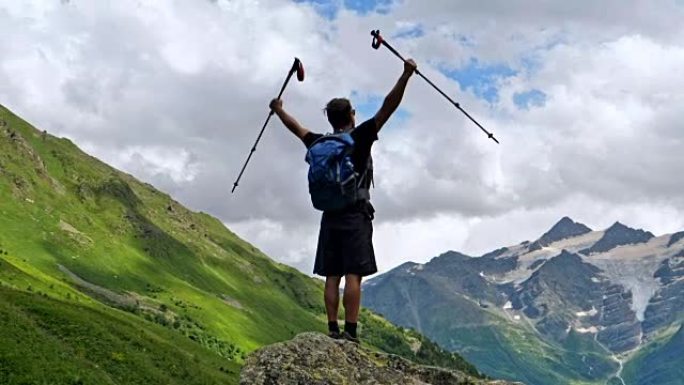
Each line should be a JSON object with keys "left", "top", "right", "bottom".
{"left": 622, "top": 325, "right": 684, "bottom": 385}
{"left": 0, "top": 103, "right": 479, "bottom": 384}
{"left": 0, "top": 285, "right": 241, "bottom": 384}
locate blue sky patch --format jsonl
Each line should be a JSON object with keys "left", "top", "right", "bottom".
{"left": 294, "top": 0, "right": 339, "bottom": 19}
{"left": 350, "top": 91, "right": 410, "bottom": 128}
{"left": 294, "top": 0, "right": 394, "bottom": 19}
{"left": 513, "top": 89, "right": 547, "bottom": 110}
{"left": 344, "top": 0, "right": 393, "bottom": 14}
{"left": 441, "top": 58, "right": 517, "bottom": 103}
{"left": 392, "top": 24, "right": 425, "bottom": 40}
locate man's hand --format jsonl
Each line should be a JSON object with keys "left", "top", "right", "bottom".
{"left": 269, "top": 98, "right": 310, "bottom": 139}
{"left": 403, "top": 59, "right": 417, "bottom": 77}
{"left": 269, "top": 98, "right": 283, "bottom": 112}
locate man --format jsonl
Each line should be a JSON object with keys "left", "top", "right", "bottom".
{"left": 270, "top": 58, "right": 417, "bottom": 343}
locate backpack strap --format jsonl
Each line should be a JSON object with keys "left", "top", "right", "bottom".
{"left": 323, "top": 127, "right": 374, "bottom": 201}
{"left": 309, "top": 132, "right": 354, "bottom": 148}
{"left": 356, "top": 156, "right": 373, "bottom": 201}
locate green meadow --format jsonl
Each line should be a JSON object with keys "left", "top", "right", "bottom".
{"left": 0, "top": 104, "right": 479, "bottom": 384}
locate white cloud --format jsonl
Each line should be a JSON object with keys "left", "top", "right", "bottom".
{"left": 1, "top": 0, "right": 683, "bottom": 277}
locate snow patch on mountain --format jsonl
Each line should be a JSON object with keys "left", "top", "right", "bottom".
{"left": 575, "top": 326, "right": 598, "bottom": 334}
{"left": 586, "top": 235, "right": 673, "bottom": 321}
{"left": 489, "top": 231, "right": 605, "bottom": 286}
{"left": 576, "top": 307, "right": 598, "bottom": 317}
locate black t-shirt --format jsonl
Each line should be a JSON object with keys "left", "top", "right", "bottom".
{"left": 301, "top": 117, "right": 378, "bottom": 181}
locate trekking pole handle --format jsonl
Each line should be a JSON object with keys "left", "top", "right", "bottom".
{"left": 371, "top": 30, "right": 383, "bottom": 49}
{"left": 292, "top": 57, "right": 305, "bottom": 82}
{"left": 371, "top": 30, "right": 417, "bottom": 73}
{"left": 275, "top": 58, "right": 304, "bottom": 100}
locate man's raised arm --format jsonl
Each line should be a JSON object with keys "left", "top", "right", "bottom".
{"left": 374, "top": 58, "right": 417, "bottom": 132}
{"left": 270, "top": 98, "right": 310, "bottom": 140}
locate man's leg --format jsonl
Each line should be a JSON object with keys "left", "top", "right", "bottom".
{"left": 343, "top": 273, "right": 362, "bottom": 340}
{"left": 324, "top": 276, "right": 342, "bottom": 336}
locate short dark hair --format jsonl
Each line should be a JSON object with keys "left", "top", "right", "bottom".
{"left": 324, "top": 98, "right": 353, "bottom": 128}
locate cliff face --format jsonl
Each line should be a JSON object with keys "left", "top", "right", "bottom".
{"left": 239, "top": 332, "right": 522, "bottom": 385}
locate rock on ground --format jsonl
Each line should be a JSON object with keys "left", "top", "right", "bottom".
{"left": 240, "top": 332, "right": 522, "bottom": 385}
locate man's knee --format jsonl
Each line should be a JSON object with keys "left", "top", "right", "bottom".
{"left": 344, "top": 274, "right": 362, "bottom": 287}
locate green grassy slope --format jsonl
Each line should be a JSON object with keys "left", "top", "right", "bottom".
{"left": 0, "top": 103, "right": 479, "bottom": 384}
{"left": 0, "top": 285, "right": 240, "bottom": 384}
{"left": 445, "top": 323, "right": 618, "bottom": 385}
{"left": 622, "top": 325, "right": 684, "bottom": 385}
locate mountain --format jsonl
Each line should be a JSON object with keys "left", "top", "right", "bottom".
{"left": 0, "top": 104, "right": 481, "bottom": 384}
{"left": 363, "top": 217, "right": 684, "bottom": 385}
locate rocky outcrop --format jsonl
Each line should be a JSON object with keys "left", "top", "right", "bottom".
{"left": 239, "top": 332, "right": 521, "bottom": 385}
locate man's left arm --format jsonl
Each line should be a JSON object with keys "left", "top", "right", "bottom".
{"left": 373, "top": 59, "right": 417, "bottom": 132}
{"left": 270, "top": 98, "right": 310, "bottom": 140}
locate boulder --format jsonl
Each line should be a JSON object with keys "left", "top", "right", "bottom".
{"left": 240, "top": 332, "right": 522, "bottom": 385}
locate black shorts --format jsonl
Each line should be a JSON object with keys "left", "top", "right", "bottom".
{"left": 313, "top": 202, "right": 378, "bottom": 277}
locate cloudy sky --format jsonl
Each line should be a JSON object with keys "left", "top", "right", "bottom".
{"left": 1, "top": 0, "right": 683, "bottom": 276}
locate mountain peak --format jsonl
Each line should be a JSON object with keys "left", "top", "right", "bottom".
{"left": 605, "top": 221, "right": 651, "bottom": 235}
{"left": 559, "top": 216, "right": 575, "bottom": 224}
{"left": 535, "top": 217, "right": 592, "bottom": 248}
{"left": 667, "top": 231, "right": 684, "bottom": 247}
{"left": 581, "top": 222, "right": 654, "bottom": 255}
{"left": 608, "top": 221, "right": 629, "bottom": 230}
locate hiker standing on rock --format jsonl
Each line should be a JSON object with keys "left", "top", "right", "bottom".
{"left": 270, "top": 58, "right": 417, "bottom": 343}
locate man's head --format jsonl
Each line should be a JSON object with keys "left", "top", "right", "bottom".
{"left": 324, "top": 98, "right": 355, "bottom": 132}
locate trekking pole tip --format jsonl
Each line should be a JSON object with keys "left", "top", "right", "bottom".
{"left": 485, "top": 132, "right": 499, "bottom": 144}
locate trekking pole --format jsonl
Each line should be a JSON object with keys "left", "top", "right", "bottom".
{"left": 370, "top": 30, "right": 499, "bottom": 144}
{"left": 232, "top": 57, "right": 305, "bottom": 193}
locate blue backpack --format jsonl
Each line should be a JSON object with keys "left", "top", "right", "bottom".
{"left": 305, "top": 131, "right": 371, "bottom": 211}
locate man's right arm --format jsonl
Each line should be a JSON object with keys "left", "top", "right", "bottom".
{"left": 270, "top": 98, "right": 310, "bottom": 140}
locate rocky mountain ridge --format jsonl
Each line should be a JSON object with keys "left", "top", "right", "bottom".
{"left": 363, "top": 217, "right": 684, "bottom": 385}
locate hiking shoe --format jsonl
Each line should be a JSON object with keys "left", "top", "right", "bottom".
{"left": 341, "top": 331, "right": 360, "bottom": 344}
{"left": 328, "top": 331, "right": 341, "bottom": 340}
